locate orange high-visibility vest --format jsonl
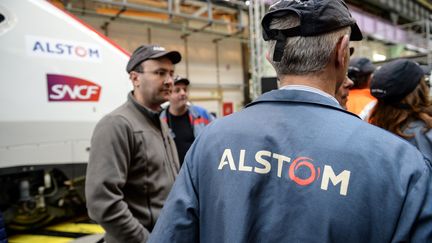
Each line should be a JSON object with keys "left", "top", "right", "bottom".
{"left": 346, "top": 89, "right": 376, "bottom": 119}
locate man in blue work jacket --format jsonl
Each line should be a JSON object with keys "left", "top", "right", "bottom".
{"left": 149, "top": 0, "right": 432, "bottom": 242}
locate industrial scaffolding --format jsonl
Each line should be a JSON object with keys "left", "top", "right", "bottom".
{"left": 248, "top": 0, "right": 266, "bottom": 100}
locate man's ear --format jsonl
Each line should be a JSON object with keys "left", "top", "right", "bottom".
{"left": 130, "top": 71, "right": 140, "bottom": 88}
{"left": 265, "top": 50, "right": 272, "bottom": 62}
{"left": 336, "top": 35, "right": 350, "bottom": 68}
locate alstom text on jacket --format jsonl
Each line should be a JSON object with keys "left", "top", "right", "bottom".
{"left": 218, "top": 149, "right": 351, "bottom": 196}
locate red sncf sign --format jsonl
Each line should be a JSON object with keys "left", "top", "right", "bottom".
{"left": 47, "top": 74, "right": 101, "bottom": 102}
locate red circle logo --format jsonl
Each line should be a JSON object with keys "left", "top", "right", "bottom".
{"left": 289, "top": 157, "right": 321, "bottom": 186}
{"left": 75, "top": 46, "right": 87, "bottom": 57}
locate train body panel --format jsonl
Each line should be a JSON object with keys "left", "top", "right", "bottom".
{"left": 0, "top": 0, "right": 131, "bottom": 170}
{"left": 0, "top": 0, "right": 132, "bottom": 230}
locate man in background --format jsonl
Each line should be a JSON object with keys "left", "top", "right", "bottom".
{"left": 336, "top": 76, "right": 354, "bottom": 109}
{"left": 161, "top": 76, "right": 214, "bottom": 165}
{"left": 346, "top": 57, "right": 376, "bottom": 119}
{"left": 86, "top": 44, "right": 180, "bottom": 243}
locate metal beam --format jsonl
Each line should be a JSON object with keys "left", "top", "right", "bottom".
{"left": 93, "top": 0, "right": 234, "bottom": 26}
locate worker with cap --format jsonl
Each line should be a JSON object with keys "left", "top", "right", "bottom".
{"left": 160, "top": 76, "right": 215, "bottom": 165}
{"left": 369, "top": 59, "right": 432, "bottom": 161}
{"left": 149, "top": 0, "right": 432, "bottom": 242}
{"left": 86, "top": 44, "right": 181, "bottom": 243}
{"left": 420, "top": 64, "right": 432, "bottom": 86}
{"left": 346, "top": 57, "right": 376, "bottom": 119}
{"left": 336, "top": 76, "right": 355, "bottom": 109}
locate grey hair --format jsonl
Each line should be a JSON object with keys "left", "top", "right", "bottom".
{"left": 267, "top": 14, "right": 351, "bottom": 76}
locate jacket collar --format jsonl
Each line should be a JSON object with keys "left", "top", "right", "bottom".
{"left": 246, "top": 89, "right": 360, "bottom": 119}
{"left": 128, "top": 92, "right": 162, "bottom": 128}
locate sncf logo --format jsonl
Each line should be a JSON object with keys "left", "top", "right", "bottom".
{"left": 47, "top": 74, "right": 101, "bottom": 102}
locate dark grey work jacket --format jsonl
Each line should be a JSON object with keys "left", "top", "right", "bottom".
{"left": 86, "top": 92, "right": 179, "bottom": 243}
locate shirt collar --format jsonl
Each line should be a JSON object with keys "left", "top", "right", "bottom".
{"left": 279, "top": 84, "right": 340, "bottom": 107}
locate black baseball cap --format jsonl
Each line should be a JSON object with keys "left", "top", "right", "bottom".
{"left": 174, "top": 76, "right": 190, "bottom": 85}
{"left": 349, "top": 57, "right": 375, "bottom": 75}
{"left": 370, "top": 59, "right": 424, "bottom": 102}
{"left": 126, "top": 44, "right": 182, "bottom": 73}
{"left": 262, "top": 0, "right": 363, "bottom": 62}
{"left": 420, "top": 65, "right": 432, "bottom": 76}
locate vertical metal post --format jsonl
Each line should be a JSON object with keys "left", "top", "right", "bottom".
{"left": 184, "top": 36, "right": 189, "bottom": 78}
{"left": 214, "top": 39, "right": 223, "bottom": 111}
{"left": 249, "top": 0, "right": 264, "bottom": 100}
{"left": 241, "top": 43, "right": 251, "bottom": 106}
{"left": 168, "top": 0, "right": 173, "bottom": 18}
{"left": 147, "top": 27, "right": 152, "bottom": 44}
{"left": 207, "top": 0, "right": 213, "bottom": 24}
{"left": 249, "top": 1, "right": 256, "bottom": 99}
{"left": 426, "top": 18, "right": 432, "bottom": 67}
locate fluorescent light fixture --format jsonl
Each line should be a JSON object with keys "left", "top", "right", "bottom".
{"left": 418, "top": 47, "right": 428, "bottom": 54}
{"left": 372, "top": 53, "right": 386, "bottom": 62}
{"left": 405, "top": 44, "right": 418, "bottom": 52}
{"left": 370, "top": 33, "right": 384, "bottom": 41}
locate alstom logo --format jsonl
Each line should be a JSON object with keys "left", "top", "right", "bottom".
{"left": 218, "top": 149, "right": 351, "bottom": 196}
{"left": 47, "top": 74, "right": 101, "bottom": 102}
{"left": 26, "top": 36, "right": 102, "bottom": 62}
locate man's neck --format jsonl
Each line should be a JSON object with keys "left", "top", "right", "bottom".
{"left": 133, "top": 92, "right": 161, "bottom": 113}
{"left": 279, "top": 72, "right": 338, "bottom": 97}
{"left": 169, "top": 105, "right": 188, "bottom": 116}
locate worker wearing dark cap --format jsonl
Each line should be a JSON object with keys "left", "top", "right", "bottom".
{"left": 369, "top": 59, "right": 432, "bottom": 161}
{"left": 150, "top": 1, "right": 432, "bottom": 242}
{"left": 336, "top": 75, "right": 354, "bottom": 109}
{"left": 421, "top": 64, "right": 432, "bottom": 85}
{"left": 86, "top": 44, "right": 181, "bottom": 243}
{"left": 160, "top": 76, "right": 215, "bottom": 165}
{"left": 346, "top": 57, "right": 376, "bottom": 119}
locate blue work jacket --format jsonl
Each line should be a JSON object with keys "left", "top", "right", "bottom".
{"left": 149, "top": 89, "right": 432, "bottom": 243}
{"left": 404, "top": 120, "right": 432, "bottom": 162}
{"left": 0, "top": 212, "right": 7, "bottom": 243}
{"left": 160, "top": 104, "right": 215, "bottom": 139}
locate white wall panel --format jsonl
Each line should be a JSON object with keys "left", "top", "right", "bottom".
{"left": 77, "top": 16, "right": 246, "bottom": 116}
{"left": 187, "top": 34, "right": 218, "bottom": 84}
{"left": 218, "top": 39, "right": 243, "bottom": 86}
